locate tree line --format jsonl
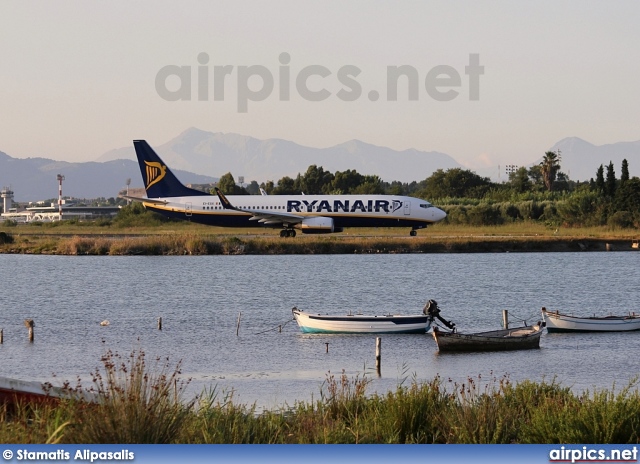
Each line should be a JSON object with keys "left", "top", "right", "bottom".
{"left": 210, "top": 152, "right": 640, "bottom": 229}
{"left": 215, "top": 166, "right": 406, "bottom": 196}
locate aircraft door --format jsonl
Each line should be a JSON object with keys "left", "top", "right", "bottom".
{"left": 185, "top": 202, "right": 192, "bottom": 217}
{"left": 403, "top": 200, "right": 411, "bottom": 215}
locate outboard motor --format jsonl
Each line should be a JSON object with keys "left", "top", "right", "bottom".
{"left": 423, "top": 299, "right": 456, "bottom": 331}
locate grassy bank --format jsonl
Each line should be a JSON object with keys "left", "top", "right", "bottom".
{"left": 0, "top": 222, "right": 638, "bottom": 255}
{"left": 3, "top": 350, "right": 640, "bottom": 444}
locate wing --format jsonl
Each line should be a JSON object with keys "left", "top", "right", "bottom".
{"left": 214, "top": 188, "right": 304, "bottom": 226}
{"left": 119, "top": 195, "right": 168, "bottom": 205}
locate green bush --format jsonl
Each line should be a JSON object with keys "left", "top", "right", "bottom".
{"left": 607, "top": 211, "right": 636, "bottom": 229}
{"left": 466, "top": 204, "right": 503, "bottom": 226}
{"left": 555, "top": 192, "right": 602, "bottom": 226}
{"left": 498, "top": 202, "right": 521, "bottom": 221}
{"left": 538, "top": 201, "right": 558, "bottom": 222}
{"left": 112, "top": 203, "right": 168, "bottom": 228}
{"left": 441, "top": 206, "right": 468, "bottom": 225}
{"left": 0, "top": 231, "right": 14, "bottom": 244}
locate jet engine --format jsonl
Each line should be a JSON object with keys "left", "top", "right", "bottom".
{"left": 299, "top": 216, "right": 342, "bottom": 234}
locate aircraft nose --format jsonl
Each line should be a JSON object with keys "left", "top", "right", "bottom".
{"left": 433, "top": 207, "right": 447, "bottom": 222}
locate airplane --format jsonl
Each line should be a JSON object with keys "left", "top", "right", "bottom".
{"left": 124, "top": 140, "right": 447, "bottom": 237}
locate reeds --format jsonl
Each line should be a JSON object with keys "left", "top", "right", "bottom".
{"left": 52, "top": 350, "right": 196, "bottom": 444}
{"left": 3, "top": 357, "right": 640, "bottom": 444}
{"left": 72, "top": 350, "right": 195, "bottom": 443}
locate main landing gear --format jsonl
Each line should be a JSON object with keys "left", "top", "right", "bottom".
{"left": 280, "top": 229, "right": 296, "bottom": 238}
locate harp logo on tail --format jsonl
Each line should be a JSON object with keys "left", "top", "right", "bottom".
{"left": 144, "top": 161, "right": 167, "bottom": 190}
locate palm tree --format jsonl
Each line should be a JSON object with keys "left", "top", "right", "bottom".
{"left": 540, "top": 150, "right": 561, "bottom": 191}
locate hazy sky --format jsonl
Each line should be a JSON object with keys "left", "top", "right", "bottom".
{"left": 2, "top": 1, "right": 639, "bottom": 171}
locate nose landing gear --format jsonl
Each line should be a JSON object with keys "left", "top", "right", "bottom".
{"left": 410, "top": 225, "right": 427, "bottom": 236}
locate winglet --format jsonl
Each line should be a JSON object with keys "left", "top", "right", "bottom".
{"left": 214, "top": 188, "right": 235, "bottom": 210}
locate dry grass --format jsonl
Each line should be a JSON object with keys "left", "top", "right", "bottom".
{"left": 2, "top": 219, "right": 637, "bottom": 238}
{"left": 0, "top": 221, "right": 638, "bottom": 255}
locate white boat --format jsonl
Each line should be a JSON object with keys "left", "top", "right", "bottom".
{"left": 432, "top": 323, "right": 544, "bottom": 352}
{"left": 291, "top": 300, "right": 448, "bottom": 334}
{"left": 542, "top": 307, "right": 640, "bottom": 332}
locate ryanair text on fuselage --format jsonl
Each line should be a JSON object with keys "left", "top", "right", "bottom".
{"left": 287, "top": 199, "right": 402, "bottom": 214}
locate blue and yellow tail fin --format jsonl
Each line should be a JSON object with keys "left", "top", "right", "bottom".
{"left": 133, "top": 140, "right": 209, "bottom": 198}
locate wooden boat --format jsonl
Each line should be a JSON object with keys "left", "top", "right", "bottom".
{"left": 0, "top": 375, "right": 97, "bottom": 407}
{"left": 432, "top": 323, "right": 544, "bottom": 352}
{"left": 542, "top": 307, "right": 640, "bottom": 332}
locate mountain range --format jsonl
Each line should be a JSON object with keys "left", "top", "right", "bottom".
{"left": 547, "top": 137, "right": 640, "bottom": 181}
{"left": 97, "top": 127, "right": 462, "bottom": 185}
{"left": 1, "top": 128, "right": 638, "bottom": 202}
{"left": 0, "top": 152, "right": 216, "bottom": 203}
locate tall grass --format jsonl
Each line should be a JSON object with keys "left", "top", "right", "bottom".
{"left": 69, "top": 350, "right": 195, "bottom": 444}
{"left": 3, "top": 354, "right": 640, "bottom": 444}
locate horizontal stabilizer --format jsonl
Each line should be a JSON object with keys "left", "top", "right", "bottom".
{"left": 119, "top": 195, "right": 168, "bottom": 205}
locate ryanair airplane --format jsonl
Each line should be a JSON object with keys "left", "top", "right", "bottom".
{"left": 126, "top": 140, "right": 447, "bottom": 237}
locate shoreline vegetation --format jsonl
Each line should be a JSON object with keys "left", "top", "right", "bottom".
{"left": 2, "top": 154, "right": 639, "bottom": 255}
{"left": 0, "top": 221, "right": 638, "bottom": 255}
{"left": 3, "top": 350, "right": 640, "bottom": 444}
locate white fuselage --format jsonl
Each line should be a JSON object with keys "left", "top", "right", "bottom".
{"left": 144, "top": 193, "right": 446, "bottom": 230}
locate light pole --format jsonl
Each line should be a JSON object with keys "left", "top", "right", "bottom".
{"left": 57, "top": 174, "right": 65, "bottom": 221}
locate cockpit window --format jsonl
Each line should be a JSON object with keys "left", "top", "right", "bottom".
{"left": 419, "top": 203, "right": 432, "bottom": 209}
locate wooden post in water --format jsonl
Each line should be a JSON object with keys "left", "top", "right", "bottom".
{"left": 236, "top": 312, "right": 242, "bottom": 336}
{"left": 0, "top": 328, "right": 3, "bottom": 344}
{"left": 24, "top": 319, "right": 34, "bottom": 342}
{"left": 502, "top": 310, "right": 509, "bottom": 329}
{"left": 157, "top": 317, "right": 163, "bottom": 330}
{"left": 375, "top": 337, "right": 382, "bottom": 375}
{"left": 278, "top": 325, "right": 282, "bottom": 333}
{"left": 325, "top": 342, "right": 329, "bottom": 353}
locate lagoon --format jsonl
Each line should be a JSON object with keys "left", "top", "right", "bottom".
{"left": 1, "top": 252, "right": 639, "bottom": 409}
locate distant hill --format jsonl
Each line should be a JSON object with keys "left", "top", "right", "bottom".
{"left": 97, "top": 127, "right": 462, "bottom": 184}
{"left": 0, "top": 152, "right": 216, "bottom": 203}
{"left": 547, "top": 137, "right": 640, "bottom": 181}
{"left": 3, "top": 130, "right": 639, "bottom": 202}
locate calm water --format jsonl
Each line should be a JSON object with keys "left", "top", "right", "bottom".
{"left": 1, "top": 252, "right": 639, "bottom": 409}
